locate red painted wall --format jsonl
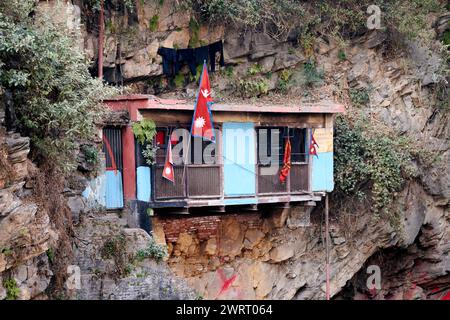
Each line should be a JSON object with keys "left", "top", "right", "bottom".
{"left": 104, "top": 98, "right": 145, "bottom": 201}
{"left": 122, "top": 125, "right": 136, "bottom": 200}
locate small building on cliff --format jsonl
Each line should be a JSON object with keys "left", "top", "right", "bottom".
{"left": 90, "top": 94, "right": 344, "bottom": 219}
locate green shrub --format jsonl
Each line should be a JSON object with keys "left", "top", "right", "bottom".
{"left": 303, "top": 60, "right": 324, "bottom": 87}
{"left": 247, "top": 63, "right": 263, "bottom": 76}
{"left": 46, "top": 248, "right": 55, "bottom": 264}
{"left": 224, "top": 66, "right": 234, "bottom": 78}
{"left": 84, "top": 0, "right": 135, "bottom": 12}
{"left": 3, "top": 278, "right": 20, "bottom": 300}
{"left": 180, "top": 0, "right": 445, "bottom": 44}
{"left": 0, "top": 1, "right": 116, "bottom": 172}
{"left": 338, "top": 49, "right": 347, "bottom": 61}
{"left": 101, "top": 233, "right": 131, "bottom": 276}
{"left": 149, "top": 15, "right": 159, "bottom": 32}
{"left": 174, "top": 73, "right": 185, "bottom": 88}
{"left": 101, "top": 234, "right": 127, "bottom": 259}
{"left": 188, "top": 16, "right": 200, "bottom": 47}
{"left": 334, "top": 114, "right": 426, "bottom": 217}
{"left": 1, "top": 247, "right": 12, "bottom": 257}
{"left": 81, "top": 145, "right": 99, "bottom": 165}
{"left": 135, "top": 238, "right": 168, "bottom": 262}
{"left": 132, "top": 119, "right": 158, "bottom": 166}
{"left": 443, "top": 30, "right": 450, "bottom": 47}
{"left": 277, "top": 69, "right": 292, "bottom": 92}
{"left": 349, "top": 88, "right": 370, "bottom": 108}
{"left": 237, "top": 78, "right": 269, "bottom": 97}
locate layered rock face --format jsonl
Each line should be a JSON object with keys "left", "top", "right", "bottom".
{"left": 0, "top": 101, "right": 196, "bottom": 301}
{"left": 152, "top": 181, "right": 448, "bottom": 299}
{"left": 0, "top": 126, "right": 55, "bottom": 300}
{"left": 73, "top": 210, "right": 196, "bottom": 300}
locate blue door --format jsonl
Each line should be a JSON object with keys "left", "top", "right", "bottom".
{"left": 103, "top": 128, "right": 124, "bottom": 209}
{"left": 222, "top": 122, "right": 256, "bottom": 197}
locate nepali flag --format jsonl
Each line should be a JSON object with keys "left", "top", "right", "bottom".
{"left": 162, "top": 139, "right": 174, "bottom": 183}
{"left": 309, "top": 130, "right": 319, "bottom": 158}
{"left": 279, "top": 137, "right": 292, "bottom": 183}
{"left": 190, "top": 62, "right": 215, "bottom": 142}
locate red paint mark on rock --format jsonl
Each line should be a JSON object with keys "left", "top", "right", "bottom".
{"left": 440, "top": 291, "right": 450, "bottom": 300}
{"left": 216, "top": 269, "right": 238, "bottom": 298}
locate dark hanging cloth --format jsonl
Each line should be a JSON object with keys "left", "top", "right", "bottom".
{"left": 194, "top": 45, "right": 209, "bottom": 68}
{"left": 157, "top": 40, "right": 224, "bottom": 77}
{"left": 177, "top": 46, "right": 209, "bottom": 77}
{"left": 176, "top": 48, "right": 196, "bottom": 76}
{"left": 208, "top": 40, "right": 224, "bottom": 72}
{"left": 157, "top": 47, "right": 177, "bottom": 76}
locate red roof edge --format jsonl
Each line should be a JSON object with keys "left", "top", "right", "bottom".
{"left": 104, "top": 95, "right": 345, "bottom": 114}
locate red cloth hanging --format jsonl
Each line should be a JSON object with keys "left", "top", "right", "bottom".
{"left": 162, "top": 139, "right": 174, "bottom": 183}
{"left": 309, "top": 131, "right": 319, "bottom": 157}
{"left": 156, "top": 131, "right": 165, "bottom": 146}
{"left": 279, "top": 138, "right": 291, "bottom": 183}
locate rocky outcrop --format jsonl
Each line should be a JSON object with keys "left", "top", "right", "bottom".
{"left": 73, "top": 211, "right": 196, "bottom": 300}
{"left": 0, "top": 130, "right": 56, "bottom": 299}
{"left": 338, "top": 184, "right": 450, "bottom": 300}
{"left": 151, "top": 180, "right": 448, "bottom": 300}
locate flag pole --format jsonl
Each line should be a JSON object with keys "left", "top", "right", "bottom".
{"left": 182, "top": 60, "right": 208, "bottom": 189}
{"left": 181, "top": 132, "right": 191, "bottom": 189}
{"left": 325, "top": 193, "right": 330, "bottom": 300}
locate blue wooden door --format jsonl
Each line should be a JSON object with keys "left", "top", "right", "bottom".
{"left": 223, "top": 122, "right": 256, "bottom": 197}
{"left": 103, "top": 128, "right": 124, "bottom": 209}
{"left": 135, "top": 140, "right": 151, "bottom": 202}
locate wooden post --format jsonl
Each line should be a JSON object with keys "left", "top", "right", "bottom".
{"left": 98, "top": 0, "right": 104, "bottom": 80}
{"left": 122, "top": 126, "right": 136, "bottom": 200}
{"left": 325, "top": 193, "right": 330, "bottom": 300}
{"left": 181, "top": 133, "right": 192, "bottom": 195}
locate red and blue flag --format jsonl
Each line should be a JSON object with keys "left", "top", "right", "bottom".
{"left": 190, "top": 62, "right": 215, "bottom": 142}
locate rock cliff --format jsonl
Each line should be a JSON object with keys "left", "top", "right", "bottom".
{"left": 0, "top": 0, "right": 448, "bottom": 300}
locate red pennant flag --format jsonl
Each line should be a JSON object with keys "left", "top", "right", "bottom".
{"left": 162, "top": 139, "right": 174, "bottom": 183}
{"left": 309, "top": 131, "right": 319, "bottom": 158}
{"left": 191, "top": 62, "right": 215, "bottom": 142}
{"left": 279, "top": 138, "right": 291, "bottom": 183}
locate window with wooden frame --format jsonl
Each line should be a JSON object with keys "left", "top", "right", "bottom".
{"left": 188, "top": 127, "right": 220, "bottom": 165}
{"left": 153, "top": 126, "right": 187, "bottom": 165}
{"left": 257, "top": 127, "right": 307, "bottom": 164}
{"left": 256, "top": 126, "right": 309, "bottom": 194}
{"left": 257, "top": 127, "right": 284, "bottom": 166}
{"left": 289, "top": 128, "right": 307, "bottom": 163}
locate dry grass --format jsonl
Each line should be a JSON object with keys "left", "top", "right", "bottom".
{"left": 0, "top": 132, "right": 14, "bottom": 188}
{"left": 33, "top": 164, "right": 74, "bottom": 297}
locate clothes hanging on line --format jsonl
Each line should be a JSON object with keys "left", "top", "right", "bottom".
{"left": 157, "top": 40, "right": 225, "bottom": 77}
{"left": 176, "top": 48, "right": 195, "bottom": 76}
{"left": 157, "top": 47, "right": 177, "bottom": 76}
{"left": 193, "top": 45, "right": 209, "bottom": 70}
{"left": 208, "top": 40, "right": 225, "bottom": 73}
